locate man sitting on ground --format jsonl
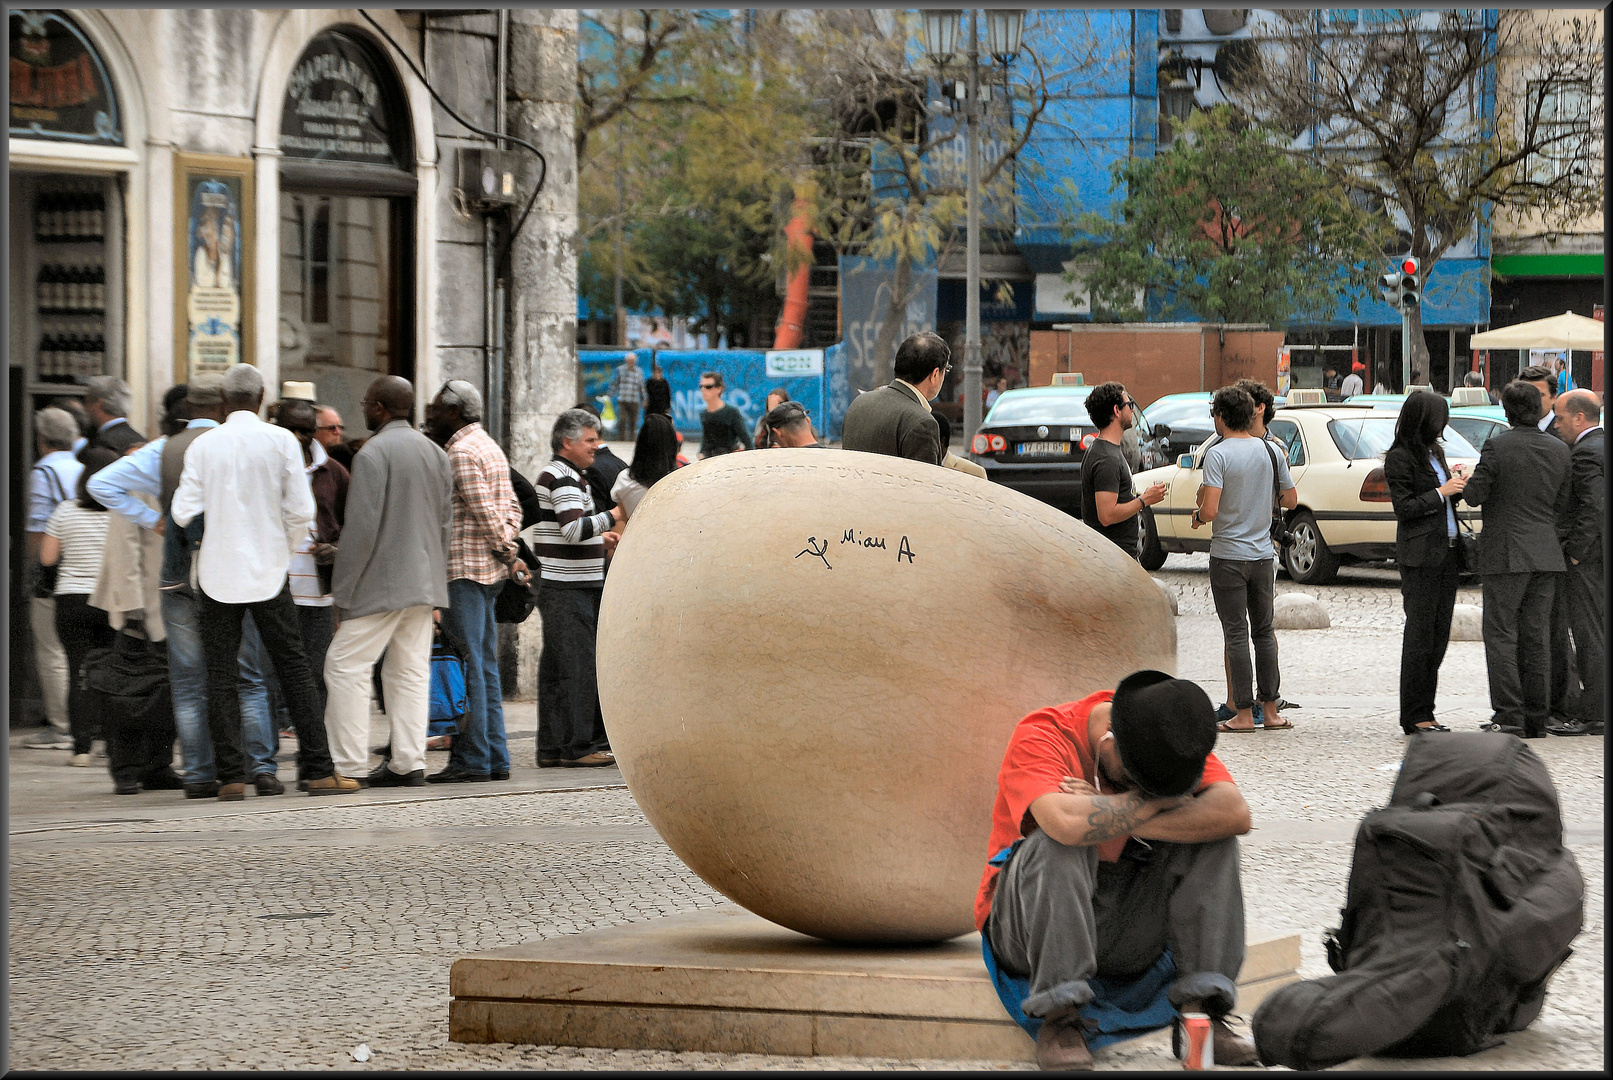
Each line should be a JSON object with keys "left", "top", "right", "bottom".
{"left": 978, "top": 671, "right": 1258, "bottom": 1070}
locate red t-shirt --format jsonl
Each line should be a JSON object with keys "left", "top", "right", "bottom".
{"left": 973, "top": 691, "right": 1236, "bottom": 931}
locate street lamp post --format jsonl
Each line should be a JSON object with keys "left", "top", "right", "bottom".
{"left": 920, "top": 9, "right": 1023, "bottom": 448}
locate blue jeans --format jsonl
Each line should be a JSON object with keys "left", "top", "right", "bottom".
{"left": 442, "top": 579, "right": 508, "bottom": 775}
{"left": 160, "top": 589, "right": 214, "bottom": 784}
{"left": 238, "top": 612, "right": 282, "bottom": 778}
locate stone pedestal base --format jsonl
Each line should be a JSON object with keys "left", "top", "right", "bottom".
{"left": 449, "top": 907, "right": 1302, "bottom": 1062}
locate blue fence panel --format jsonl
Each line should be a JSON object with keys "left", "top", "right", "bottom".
{"left": 581, "top": 349, "right": 829, "bottom": 443}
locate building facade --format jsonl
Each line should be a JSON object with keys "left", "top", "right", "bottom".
{"left": 9, "top": 7, "right": 579, "bottom": 691}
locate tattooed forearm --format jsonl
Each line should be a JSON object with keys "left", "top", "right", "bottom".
{"left": 1082, "top": 793, "right": 1149, "bottom": 843}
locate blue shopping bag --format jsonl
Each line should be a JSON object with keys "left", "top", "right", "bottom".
{"left": 429, "top": 646, "right": 467, "bottom": 738}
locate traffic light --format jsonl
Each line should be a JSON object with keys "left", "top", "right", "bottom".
{"left": 1379, "top": 269, "right": 1403, "bottom": 306}
{"left": 1398, "top": 256, "right": 1421, "bottom": 308}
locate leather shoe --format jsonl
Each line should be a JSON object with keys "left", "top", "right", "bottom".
{"left": 1405, "top": 722, "right": 1451, "bottom": 734}
{"left": 1035, "top": 1010, "right": 1093, "bottom": 1071}
{"left": 1480, "top": 722, "right": 1525, "bottom": 736}
{"left": 538, "top": 757, "right": 563, "bottom": 768}
{"left": 1210, "top": 1017, "right": 1259, "bottom": 1066}
{"left": 490, "top": 768, "right": 510, "bottom": 781}
{"left": 184, "top": 781, "right": 220, "bottom": 799}
{"left": 427, "top": 765, "right": 491, "bottom": 784}
{"left": 559, "top": 752, "right": 616, "bottom": 768}
{"left": 252, "top": 773, "right": 285, "bottom": 796}
{"left": 113, "top": 781, "right": 141, "bottom": 795}
{"left": 142, "top": 769, "right": 186, "bottom": 791}
{"left": 217, "top": 783, "right": 247, "bottom": 801}
{"left": 305, "top": 774, "right": 361, "bottom": 796}
{"left": 367, "top": 765, "right": 427, "bottom": 787}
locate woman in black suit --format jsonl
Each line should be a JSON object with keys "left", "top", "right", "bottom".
{"left": 1385, "top": 392, "right": 1469, "bottom": 734}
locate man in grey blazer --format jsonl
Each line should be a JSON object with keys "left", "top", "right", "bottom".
{"left": 840, "top": 331, "right": 949, "bottom": 465}
{"left": 323, "top": 376, "right": 454, "bottom": 786}
{"left": 1458, "top": 380, "right": 1573, "bottom": 738}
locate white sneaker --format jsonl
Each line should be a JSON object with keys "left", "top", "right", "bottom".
{"left": 69, "top": 753, "right": 90, "bottom": 767}
{"left": 21, "top": 730, "right": 74, "bottom": 750}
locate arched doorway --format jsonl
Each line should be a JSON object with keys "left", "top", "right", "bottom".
{"left": 276, "top": 27, "right": 415, "bottom": 432}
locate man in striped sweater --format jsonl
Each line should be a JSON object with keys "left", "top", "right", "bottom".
{"left": 533, "top": 408, "right": 625, "bottom": 768}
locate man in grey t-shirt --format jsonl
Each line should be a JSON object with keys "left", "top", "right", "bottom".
{"left": 1191, "top": 386, "right": 1297, "bottom": 733}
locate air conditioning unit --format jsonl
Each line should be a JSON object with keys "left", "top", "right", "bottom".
{"left": 1450, "top": 386, "right": 1491, "bottom": 406}
{"left": 1285, "top": 388, "right": 1328, "bottom": 405}
{"left": 1051, "top": 372, "right": 1086, "bottom": 386}
{"left": 457, "top": 148, "right": 519, "bottom": 209}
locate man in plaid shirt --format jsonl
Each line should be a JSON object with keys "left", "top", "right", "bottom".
{"left": 611, "top": 352, "right": 646, "bottom": 439}
{"left": 424, "top": 381, "right": 527, "bottom": 784}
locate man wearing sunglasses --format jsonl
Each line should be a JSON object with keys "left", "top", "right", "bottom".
{"left": 840, "top": 331, "right": 947, "bottom": 465}
{"left": 697, "top": 372, "right": 753, "bottom": 458}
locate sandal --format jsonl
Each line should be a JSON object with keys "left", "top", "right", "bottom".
{"left": 1260, "top": 717, "right": 1295, "bottom": 730}
{"left": 1216, "top": 720, "right": 1260, "bottom": 733}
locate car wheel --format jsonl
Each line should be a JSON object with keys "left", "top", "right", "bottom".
{"left": 1139, "top": 507, "right": 1166, "bottom": 571}
{"left": 1283, "top": 511, "right": 1339, "bottom": 586}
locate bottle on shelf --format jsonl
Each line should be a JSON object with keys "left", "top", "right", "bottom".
{"left": 38, "top": 331, "right": 55, "bottom": 381}
{"left": 36, "top": 264, "right": 53, "bottom": 309}
{"left": 90, "top": 192, "right": 105, "bottom": 240}
{"left": 89, "top": 260, "right": 106, "bottom": 311}
{"left": 34, "top": 194, "right": 50, "bottom": 241}
{"left": 88, "top": 330, "right": 106, "bottom": 380}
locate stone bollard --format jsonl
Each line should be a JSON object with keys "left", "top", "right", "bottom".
{"left": 1273, "top": 592, "right": 1330, "bottom": 630}
{"left": 1449, "top": 604, "right": 1484, "bottom": 641}
{"left": 1153, "top": 577, "right": 1179, "bottom": 616}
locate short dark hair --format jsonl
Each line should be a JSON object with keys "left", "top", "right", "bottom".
{"left": 1501, "top": 380, "right": 1543, "bottom": 426}
{"left": 277, "top": 398, "right": 318, "bottom": 433}
{"left": 766, "top": 399, "right": 811, "bottom": 434}
{"left": 1084, "top": 382, "right": 1128, "bottom": 428}
{"left": 573, "top": 400, "right": 602, "bottom": 419}
{"left": 1211, "top": 386, "right": 1256, "bottom": 432}
{"left": 1518, "top": 364, "right": 1554, "bottom": 386}
{"left": 1235, "top": 379, "right": 1275, "bottom": 426}
{"left": 700, "top": 371, "right": 724, "bottom": 390}
{"left": 645, "top": 378, "right": 672, "bottom": 415}
{"left": 75, "top": 445, "right": 120, "bottom": 511}
{"left": 893, "top": 332, "right": 951, "bottom": 385}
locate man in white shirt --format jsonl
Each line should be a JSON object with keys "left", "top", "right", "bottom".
{"left": 21, "top": 407, "right": 86, "bottom": 749}
{"left": 1339, "top": 361, "right": 1365, "bottom": 399}
{"left": 170, "top": 364, "right": 353, "bottom": 800}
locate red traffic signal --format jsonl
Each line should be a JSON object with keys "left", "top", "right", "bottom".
{"left": 1400, "top": 256, "right": 1420, "bottom": 276}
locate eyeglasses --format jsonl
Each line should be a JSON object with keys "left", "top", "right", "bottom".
{"left": 317, "top": 423, "right": 344, "bottom": 432}
{"left": 700, "top": 383, "right": 718, "bottom": 390}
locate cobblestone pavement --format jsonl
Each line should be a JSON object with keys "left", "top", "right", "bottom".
{"left": 8, "top": 555, "right": 1604, "bottom": 1071}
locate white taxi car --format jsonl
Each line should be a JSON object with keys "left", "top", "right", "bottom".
{"left": 1135, "top": 403, "right": 1483, "bottom": 584}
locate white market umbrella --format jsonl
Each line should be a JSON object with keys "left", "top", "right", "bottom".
{"left": 1470, "top": 310, "right": 1606, "bottom": 351}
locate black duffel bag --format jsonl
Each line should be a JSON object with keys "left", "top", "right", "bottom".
{"left": 82, "top": 621, "right": 178, "bottom": 788}
{"left": 1252, "top": 732, "right": 1583, "bottom": 1070}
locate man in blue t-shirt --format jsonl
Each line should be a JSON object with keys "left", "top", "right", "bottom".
{"left": 1191, "top": 386, "right": 1297, "bottom": 734}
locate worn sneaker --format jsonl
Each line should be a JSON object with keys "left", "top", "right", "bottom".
{"left": 1035, "top": 1010, "right": 1094, "bottom": 1071}
{"left": 69, "top": 752, "right": 91, "bottom": 767}
{"left": 21, "top": 729, "right": 74, "bottom": 750}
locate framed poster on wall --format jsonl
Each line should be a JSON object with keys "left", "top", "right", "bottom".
{"left": 173, "top": 152, "right": 253, "bottom": 382}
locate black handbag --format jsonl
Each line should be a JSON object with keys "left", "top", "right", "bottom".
{"left": 1456, "top": 513, "right": 1481, "bottom": 571}
{"left": 494, "top": 536, "right": 541, "bottom": 624}
{"left": 1262, "top": 438, "right": 1295, "bottom": 550}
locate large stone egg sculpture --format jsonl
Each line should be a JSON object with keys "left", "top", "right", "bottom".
{"left": 597, "top": 449, "right": 1175, "bottom": 943}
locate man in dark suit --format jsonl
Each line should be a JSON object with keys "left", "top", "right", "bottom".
{"left": 1519, "top": 364, "right": 1578, "bottom": 725}
{"left": 1547, "top": 389, "right": 1604, "bottom": 737}
{"left": 84, "top": 375, "right": 145, "bottom": 454}
{"left": 1459, "top": 380, "right": 1573, "bottom": 737}
{"left": 841, "top": 331, "right": 948, "bottom": 465}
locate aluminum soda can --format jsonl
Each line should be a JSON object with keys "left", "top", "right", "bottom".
{"left": 1181, "top": 1012, "right": 1213, "bottom": 1070}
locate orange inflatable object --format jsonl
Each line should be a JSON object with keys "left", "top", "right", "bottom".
{"left": 772, "top": 197, "right": 813, "bottom": 349}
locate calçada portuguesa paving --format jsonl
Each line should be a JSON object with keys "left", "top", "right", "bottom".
{"left": 7, "top": 555, "right": 1603, "bottom": 1070}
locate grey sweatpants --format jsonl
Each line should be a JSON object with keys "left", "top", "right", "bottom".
{"left": 985, "top": 829, "right": 1245, "bottom": 1019}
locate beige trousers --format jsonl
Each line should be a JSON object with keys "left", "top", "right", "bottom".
{"left": 323, "top": 605, "right": 433, "bottom": 777}
{"left": 30, "top": 596, "right": 70, "bottom": 731}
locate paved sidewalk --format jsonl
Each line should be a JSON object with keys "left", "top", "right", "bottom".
{"left": 7, "top": 558, "right": 1604, "bottom": 1071}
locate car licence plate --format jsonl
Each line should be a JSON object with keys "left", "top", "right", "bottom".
{"left": 1017, "top": 441, "right": 1070, "bottom": 457}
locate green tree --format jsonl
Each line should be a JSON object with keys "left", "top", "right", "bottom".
{"left": 1235, "top": 9, "right": 1602, "bottom": 379}
{"left": 1072, "top": 106, "right": 1391, "bottom": 328}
